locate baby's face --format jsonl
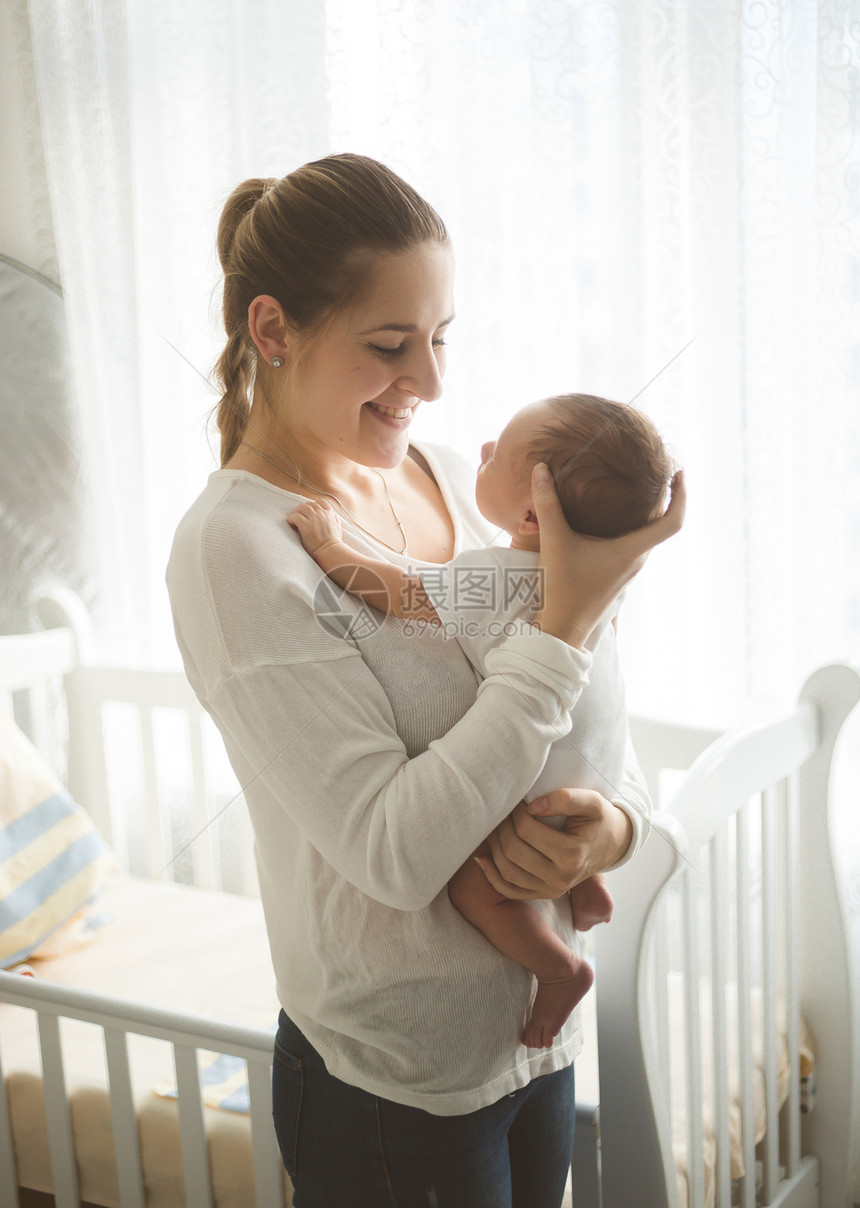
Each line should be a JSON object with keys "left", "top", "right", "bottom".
{"left": 474, "top": 400, "right": 553, "bottom": 542}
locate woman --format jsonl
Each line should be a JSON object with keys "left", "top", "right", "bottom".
{"left": 167, "top": 153, "right": 684, "bottom": 1208}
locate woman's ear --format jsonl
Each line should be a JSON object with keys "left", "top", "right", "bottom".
{"left": 248, "top": 295, "right": 294, "bottom": 367}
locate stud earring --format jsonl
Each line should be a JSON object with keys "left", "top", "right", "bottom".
{"left": 271, "top": 356, "right": 284, "bottom": 369}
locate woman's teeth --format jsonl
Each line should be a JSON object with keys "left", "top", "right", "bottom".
{"left": 368, "top": 402, "right": 412, "bottom": 419}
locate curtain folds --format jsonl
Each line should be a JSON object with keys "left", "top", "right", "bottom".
{"left": 27, "top": 0, "right": 860, "bottom": 869}
{"left": 27, "top": 0, "right": 143, "bottom": 651}
{"left": 26, "top": 0, "right": 860, "bottom": 708}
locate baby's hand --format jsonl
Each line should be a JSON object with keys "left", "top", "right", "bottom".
{"left": 287, "top": 500, "right": 344, "bottom": 557}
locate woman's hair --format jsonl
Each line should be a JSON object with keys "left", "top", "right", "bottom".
{"left": 527, "top": 394, "right": 674, "bottom": 537}
{"left": 213, "top": 153, "right": 449, "bottom": 464}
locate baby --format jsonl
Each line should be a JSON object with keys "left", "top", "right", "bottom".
{"left": 288, "top": 393, "right": 674, "bottom": 1048}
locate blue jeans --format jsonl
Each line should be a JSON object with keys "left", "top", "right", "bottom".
{"left": 272, "top": 1011, "right": 575, "bottom": 1208}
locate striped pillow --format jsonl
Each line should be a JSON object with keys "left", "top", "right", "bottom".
{"left": 0, "top": 708, "right": 116, "bottom": 968}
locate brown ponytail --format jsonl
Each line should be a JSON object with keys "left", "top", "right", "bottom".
{"left": 213, "top": 156, "right": 448, "bottom": 465}
{"left": 213, "top": 327, "right": 254, "bottom": 464}
{"left": 213, "top": 179, "right": 276, "bottom": 464}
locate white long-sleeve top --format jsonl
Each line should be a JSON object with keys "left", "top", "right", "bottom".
{"left": 166, "top": 441, "right": 651, "bottom": 1115}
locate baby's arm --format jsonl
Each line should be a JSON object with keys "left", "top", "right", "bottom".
{"left": 287, "top": 499, "right": 439, "bottom": 621}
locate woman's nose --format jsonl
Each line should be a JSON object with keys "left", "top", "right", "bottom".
{"left": 398, "top": 343, "right": 445, "bottom": 403}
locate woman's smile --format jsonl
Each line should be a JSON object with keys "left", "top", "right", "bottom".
{"left": 365, "top": 400, "right": 416, "bottom": 424}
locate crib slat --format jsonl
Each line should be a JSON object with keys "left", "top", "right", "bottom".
{"left": 735, "top": 806, "right": 756, "bottom": 1208}
{"left": 173, "top": 1043, "right": 214, "bottom": 1207}
{"left": 189, "top": 713, "right": 217, "bottom": 890}
{"left": 709, "top": 830, "right": 731, "bottom": 1205}
{"left": 247, "top": 1054, "right": 285, "bottom": 1206}
{"left": 29, "top": 678, "right": 53, "bottom": 762}
{"left": 0, "top": 1039, "right": 21, "bottom": 1207}
{"left": 240, "top": 797, "right": 259, "bottom": 896}
{"left": 653, "top": 896, "right": 671, "bottom": 1096}
{"left": 65, "top": 672, "right": 116, "bottom": 849}
{"left": 38, "top": 1012, "right": 81, "bottom": 1208}
{"left": 760, "top": 786, "right": 780, "bottom": 1202}
{"left": 103, "top": 1028, "right": 147, "bottom": 1208}
{"left": 682, "top": 867, "right": 706, "bottom": 1208}
{"left": 139, "top": 707, "right": 167, "bottom": 877}
{"left": 783, "top": 772, "right": 801, "bottom": 1175}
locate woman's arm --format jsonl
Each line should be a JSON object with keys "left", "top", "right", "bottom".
{"left": 203, "top": 630, "right": 593, "bottom": 912}
{"left": 477, "top": 740, "right": 651, "bottom": 899}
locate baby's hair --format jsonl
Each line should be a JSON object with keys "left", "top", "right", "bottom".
{"left": 527, "top": 394, "right": 674, "bottom": 537}
{"left": 213, "top": 154, "right": 449, "bottom": 465}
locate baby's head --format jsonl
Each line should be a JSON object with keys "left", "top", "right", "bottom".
{"left": 475, "top": 393, "right": 674, "bottom": 549}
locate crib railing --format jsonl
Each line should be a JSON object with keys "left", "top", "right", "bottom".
{"left": 64, "top": 662, "right": 257, "bottom": 895}
{"left": 0, "top": 606, "right": 283, "bottom": 1206}
{"left": 667, "top": 703, "right": 815, "bottom": 1208}
{"left": 1, "top": 613, "right": 257, "bottom": 897}
{"left": 595, "top": 664, "right": 860, "bottom": 1208}
{"left": 0, "top": 626, "right": 76, "bottom": 772}
{"left": 0, "top": 971, "right": 284, "bottom": 1208}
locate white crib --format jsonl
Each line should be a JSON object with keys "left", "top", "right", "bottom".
{"left": 0, "top": 593, "right": 285, "bottom": 1208}
{"left": 0, "top": 592, "right": 857, "bottom": 1207}
{"left": 579, "top": 668, "right": 859, "bottom": 1208}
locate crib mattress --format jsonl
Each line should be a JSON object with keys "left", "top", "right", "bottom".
{"left": 0, "top": 874, "right": 291, "bottom": 1208}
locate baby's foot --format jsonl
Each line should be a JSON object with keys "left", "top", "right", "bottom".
{"left": 570, "top": 874, "right": 614, "bottom": 932}
{"left": 521, "top": 956, "right": 594, "bottom": 1049}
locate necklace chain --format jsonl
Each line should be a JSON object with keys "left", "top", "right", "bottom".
{"left": 239, "top": 441, "right": 408, "bottom": 555}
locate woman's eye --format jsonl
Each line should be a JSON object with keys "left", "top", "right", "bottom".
{"left": 368, "top": 338, "right": 447, "bottom": 358}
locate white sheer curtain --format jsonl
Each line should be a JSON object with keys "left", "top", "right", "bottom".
{"left": 26, "top": 0, "right": 333, "bottom": 659}
{"left": 23, "top": 0, "right": 860, "bottom": 1182}
{"left": 27, "top": 0, "right": 860, "bottom": 702}
{"left": 27, "top": 0, "right": 860, "bottom": 1046}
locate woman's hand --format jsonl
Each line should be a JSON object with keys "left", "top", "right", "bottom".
{"left": 531, "top": 465, "right": 685, "bottom": 649}
{"left": 476, "top": 790, "right": 633, "bottom": 900}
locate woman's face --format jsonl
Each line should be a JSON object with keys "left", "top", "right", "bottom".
{"left": 281, "top": 243, "right": 454, "bottom": 470}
